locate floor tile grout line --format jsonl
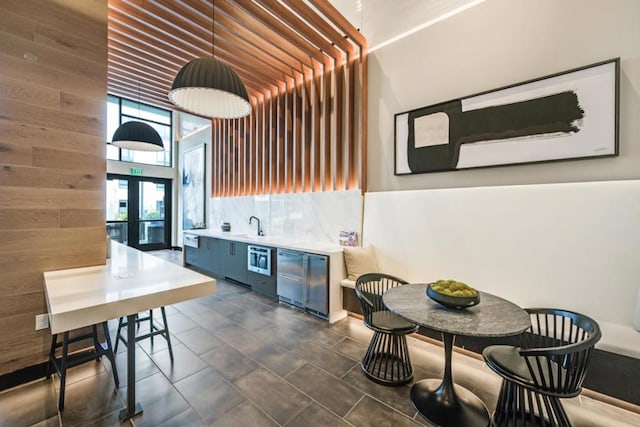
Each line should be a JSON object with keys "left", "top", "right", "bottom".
{"left": 192, "top": 281, "right": 427, "bottom": 424}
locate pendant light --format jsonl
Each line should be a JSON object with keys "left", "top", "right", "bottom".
{"left": 168, "top": 1, "right": 251, "bottom": 119}
{"left": 111, "top": 82, "right": 165, "bottom": 152}
{"left": 111, "top": 121, "right": 164, "bottom": 152}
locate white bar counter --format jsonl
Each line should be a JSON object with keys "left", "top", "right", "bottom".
{"left": 43, "top": 242, "right": 215, "bottom": 421}
{"left": 44, "top": 242, "right": 216, "bottom": 334}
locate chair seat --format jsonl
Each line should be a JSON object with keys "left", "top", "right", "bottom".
{"left": 368, "top": 311, "right": 418, "bottom": 334}
{"left": 484, "top": 345, "right": 568, "bottom": 395}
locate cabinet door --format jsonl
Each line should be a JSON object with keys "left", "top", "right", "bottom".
{"left": 184, "top": 245, "right": 200, "bottom": 266}
{"left": 229, "top": 241, "right": 248, "bottom": 283}
{"left": 305, "top": 254, "right": 328, "bottom": 315}
{"left": 205, "top": 237, "right": 220, "bottom": 276}
{"left": 247, "top": 271, "right": 277, "bottom": 297}
{"left": 220, "top": 240, "right": 248, "bottom": 284}
{"left": 219, "top": 240, "right": 230, "bottom": 278}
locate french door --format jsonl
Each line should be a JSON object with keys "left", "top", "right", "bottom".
{"left": 106, "top": 174, "right": 172, "bottom": 251}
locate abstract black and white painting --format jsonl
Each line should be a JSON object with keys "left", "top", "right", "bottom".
{"left": 183, "top": 144, "right": 206, "bottom": 230}
{"left": 395, "top": 58, "right": 619, "bottom": 175}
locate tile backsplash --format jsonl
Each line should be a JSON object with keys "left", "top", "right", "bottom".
{"left": 209, "top": 190, "right": 362, "bottom": 244}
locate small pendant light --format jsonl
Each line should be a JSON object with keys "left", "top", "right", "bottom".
{"left": 111, "top": 82, "right": 165, "bottom": 152}
{"left": 168, "top": 1, "right": 251, "bottom": 119}
{"left": 111, "top": 121, "right": 164, "bottom": 152}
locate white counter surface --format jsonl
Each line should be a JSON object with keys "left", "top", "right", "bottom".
{"left": 44, "top": 242, "right": 216, "bottom": 334}
{"left": 184, "top": 229, "right": 345, "bottom": 255}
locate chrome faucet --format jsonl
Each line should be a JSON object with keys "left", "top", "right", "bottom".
{"left": 249, "top": 216, "right": 264, "bottom": 236}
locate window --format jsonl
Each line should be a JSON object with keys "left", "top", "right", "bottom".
{"left": 107, "top": 94, "right": 173, "bottom": 167}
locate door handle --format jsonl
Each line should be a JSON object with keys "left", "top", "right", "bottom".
{"left": 303, "top": 256, "right": 310, "bottom": 304}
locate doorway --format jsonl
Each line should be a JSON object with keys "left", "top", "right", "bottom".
{"left": 106, "top": 174, "right": 172, "bottom": 251}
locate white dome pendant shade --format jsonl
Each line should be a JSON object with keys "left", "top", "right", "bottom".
{"left": 168, "top": 58, "right": 251, "bottom": 119}
{"left": 111, "top": 121, "right": 164, "bottom": 151}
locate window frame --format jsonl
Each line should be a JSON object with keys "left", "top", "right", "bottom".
{"left": 107, "top": 94, "right": 173, "bottom": 167}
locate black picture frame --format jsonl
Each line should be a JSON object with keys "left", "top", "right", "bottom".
{"left": 394, "top": 58, "right": 620, "bottom": 175}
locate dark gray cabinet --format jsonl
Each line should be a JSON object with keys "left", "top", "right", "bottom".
{"left": 220, "top": 240, "right": 248, "bottom": 284}
{"left": 184, "top": 236, "right": 220, "bottom": 277}
{"left": 247, "top": 270, "right": 277, "bottom": 297}
{"left": 185, "top": 236, "right": 278, "bottom": 298}
{"left": 184, "top": 245, "right": 201, "bottom": 267}
{"left": 201, "top": 237, "right": 220, "bottom": 276}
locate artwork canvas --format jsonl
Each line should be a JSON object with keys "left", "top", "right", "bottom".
{"left": 183, "top": 144, "right": 206, "bottom": 230}
{"left": 395, "top": 58, "right": 619, "bottom": 175}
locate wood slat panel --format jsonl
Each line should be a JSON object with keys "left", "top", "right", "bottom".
{"left": 104, "top": 1, "right": 366, "bottom": 197}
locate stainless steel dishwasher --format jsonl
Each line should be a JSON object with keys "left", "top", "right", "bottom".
{"left": 276, "top": 249, "right": 328, "bottom": 318}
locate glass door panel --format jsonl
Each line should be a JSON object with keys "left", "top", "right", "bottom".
{"left": 106, "top": 177, "right": 129, "bottom": 244}
{"left": 138, "top": 181, "right": 166, "bottom": 247}
{"left": 106, "top": 174, "right": 172, "bottom": 250}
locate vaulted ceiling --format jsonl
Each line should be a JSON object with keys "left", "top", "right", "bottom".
{"left": 107, "top": 0, "right": 366, "bottom": 112}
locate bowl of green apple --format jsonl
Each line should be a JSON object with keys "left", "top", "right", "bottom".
{"left": 426, "top": 279, "right": 480, "bottom": 309}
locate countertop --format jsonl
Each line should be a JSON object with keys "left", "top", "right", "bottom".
{"left": 44, "top": 242, "right": 216, "bottom": 334}
{"left": 184, "top": 229, "right": 345, "bottom": 256}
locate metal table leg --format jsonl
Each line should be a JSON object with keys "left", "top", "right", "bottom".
{"left": 410, "top": 332, "right": 491, "bottom": 427}
{"left": 119, "top": 314, "right": 143, "bottom": 422}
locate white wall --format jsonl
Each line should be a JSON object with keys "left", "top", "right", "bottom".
{"left": 368, "top": 0, "right": 640, "bottom": 192}
{"left": 362, "top": 180, "right": 640, "bottom": 329}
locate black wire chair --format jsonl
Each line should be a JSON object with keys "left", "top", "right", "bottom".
{"left": 483, "top": 308, "right": 601, "bottom": 427}
{"left": 355, "top": 273, "right": 419, "bottom": 386}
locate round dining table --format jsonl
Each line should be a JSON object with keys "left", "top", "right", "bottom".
{"left": 383, "top": 283, "right": 531, "bottom": 427}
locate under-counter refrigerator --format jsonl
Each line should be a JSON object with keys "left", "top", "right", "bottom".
{"left": 276, "top": 249, "right": 328, "bottom": 317}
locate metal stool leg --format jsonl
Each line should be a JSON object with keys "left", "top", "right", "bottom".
{"left": 46, "top": 334, "right": 57, "bottom": 379}
{"left": 58, "top": 332, "right": 69, "bottom": 411}
{"left": 160, "top": 307, "right": 173, "bottom": 362}
{"left": 114, "top": 316, "right": 125, "bottom": 353}
{"left": 101, "top": 322, "right": 119, "bottom": 387}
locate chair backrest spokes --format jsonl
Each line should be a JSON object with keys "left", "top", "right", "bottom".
{"left": 520, "top": 308, "right": 601, "bottom": 396}
{"left": 355, "top": 273, "right": 408, "bottom": 323}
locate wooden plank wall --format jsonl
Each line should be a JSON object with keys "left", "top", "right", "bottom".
{"left": 0, "top": 0, "right": 107, "bottom": 375}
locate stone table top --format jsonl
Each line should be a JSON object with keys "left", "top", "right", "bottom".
{"left": 383, "top": 284, "right": 531, "bottom": 338}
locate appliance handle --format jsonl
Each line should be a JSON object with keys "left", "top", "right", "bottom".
{"left": 302, "top": 254, "right": 310, "bottom": 304}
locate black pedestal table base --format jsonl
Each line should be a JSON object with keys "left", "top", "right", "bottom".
{"left": 119, "top": 314, "right": 143, "bottom": 422}
{"left": 411, "top": 379, "right": 490, "bottom": 427}
{"left": 411, "top": 332, "right": 490, "bottom": 427}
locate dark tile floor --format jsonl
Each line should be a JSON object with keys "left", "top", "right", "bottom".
{"left": 1, "top": 249, "right": 639, "bottom": 426}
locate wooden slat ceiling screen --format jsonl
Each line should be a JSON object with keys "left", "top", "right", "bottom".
{"left": 108, "top": 0, "right": 367, "bottom": 195}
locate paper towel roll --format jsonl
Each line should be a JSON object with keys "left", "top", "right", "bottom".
{"left": 633, "top": 288, "right": 640, "bottom": 332}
